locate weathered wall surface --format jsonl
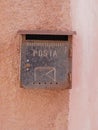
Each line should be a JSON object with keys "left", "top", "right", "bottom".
{"left": 69, "top": 0, "right": 98, "bottom": 130}
{"left": 0, "top": 0, "right": 71, "bottom": 130}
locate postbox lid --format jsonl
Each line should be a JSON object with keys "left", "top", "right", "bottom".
{"left": 18, "top": 30, "right": 76, "bottom": 35}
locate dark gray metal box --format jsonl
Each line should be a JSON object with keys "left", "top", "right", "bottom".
{"left": 19, "top": 30, "right": 74, "bottom": 89}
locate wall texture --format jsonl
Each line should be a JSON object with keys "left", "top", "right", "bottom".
{"left": 69, "top": 0, "right": 98, "bottom": 130}
{"left": 0, "top": 0, "right": 71, "bottom": 130}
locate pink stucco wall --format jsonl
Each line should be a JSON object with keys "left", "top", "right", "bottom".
{"left": 0, "top": 0, "right": 71, "bottom": 130}
{"left": 69, "top": 0, "right": 98, "bottom": 130}
{"left": 1, "top": 0, "right": 97, "bottom": 130}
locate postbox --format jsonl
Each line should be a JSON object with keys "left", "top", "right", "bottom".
{"left": 18, "top": 30, "right": 74, "bottom": 89}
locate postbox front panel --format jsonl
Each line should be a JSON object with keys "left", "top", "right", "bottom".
{"left": 21, "top": 40, "right": 71, "bottom": 89}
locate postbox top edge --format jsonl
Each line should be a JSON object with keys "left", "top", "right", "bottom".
{"left": 17, "top": 30, "right": 76, "bottom": 35}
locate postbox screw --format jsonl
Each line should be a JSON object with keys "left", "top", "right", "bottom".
{"left": 27, "top": 59, "right": 29, "bottom": 62}
{"left": 26, "top": 68, "right": 29, "bottom": 71}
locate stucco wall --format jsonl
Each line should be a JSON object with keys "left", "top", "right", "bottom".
{"left": 0, "top": 0, "right": 71, "bottom": 130}
{"left": 69, "top": 0, "right": 98, "bottom": 130}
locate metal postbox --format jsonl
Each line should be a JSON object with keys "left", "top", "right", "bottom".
{"left": 18, "top": 30, "right": 74, "bottom": 89}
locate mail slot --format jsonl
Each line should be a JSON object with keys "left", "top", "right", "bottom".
{"left": 18, "top": 30, "right": 74, "bottom": 89}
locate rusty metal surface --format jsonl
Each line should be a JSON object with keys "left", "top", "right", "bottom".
{"left": 21, "top": 40, "right": 72, "bottom": 89}
{"left": 18, "top": 30, "right": 76, "bottom": 35}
